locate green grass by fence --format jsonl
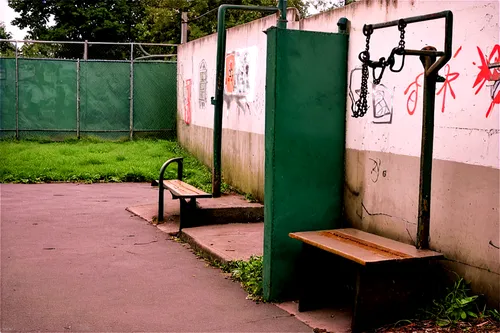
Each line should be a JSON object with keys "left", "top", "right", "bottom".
{"left": 0, "top": 138, "right": 216, "bottom": 192}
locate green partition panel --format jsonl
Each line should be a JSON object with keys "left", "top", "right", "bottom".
{"left": 0, "top": 58, "right": 16, "bottom": 138}
{"left": 80, "top": 61, "right": 130, "bottom": 135}
{"left": 263, "top": 28, "right": 348, "bottom": 301}
{"left": 18, "top": 59, "right": 77, "bottom": 134}
{"left": 133, "top": 62, "right": 177, "bottom": 137}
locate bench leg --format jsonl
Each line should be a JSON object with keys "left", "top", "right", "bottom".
{"left": 298, "top": 244, "right": 352, "bottom": 312}
{"left": 352, "top": 262, "right": 437, "bottom": 333}
{"left": 179, "top": 198, "right": 197, "bottom": 231}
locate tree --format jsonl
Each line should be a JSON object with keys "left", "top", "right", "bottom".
{"left": 8, "top": 0, "right": 147, "bottom": 59}
{"left": 0, "top": 22, "right": 16, "bottom": 57}
{"left": 8, "top": 0, "right": 340, "bottom": 59}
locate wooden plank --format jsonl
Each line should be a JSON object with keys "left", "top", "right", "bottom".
{"left": 162, "top": 179, "right": 211, "bottom": 198}
{"left": 289, "top": 229, "right": 443, "bottom": 266}
{"left": 332, "top": 228, "right": 443, "bottom": 259}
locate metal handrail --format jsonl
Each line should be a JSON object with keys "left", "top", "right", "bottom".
{"left": 158, "top": 157, "right": 184, "bottom": 222}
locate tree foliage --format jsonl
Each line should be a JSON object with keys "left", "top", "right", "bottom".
{"left": 0, "top": 22, "right": 16, "bottom": 57}
{"left": 7, "top": 0, "right": 343, "bottom": 59}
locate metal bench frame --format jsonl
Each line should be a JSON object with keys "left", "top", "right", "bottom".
{"left": 157, "top": 157, "right": 212, "bottom": 231}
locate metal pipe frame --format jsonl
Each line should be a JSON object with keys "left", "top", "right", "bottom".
{"left": 0, "top": 39, "right": 178, "bottom": 47}
{"left": 15, "top": 41, "right": 19, "bottom": 140}
{"left": 129, "top": 43, "right": 134, "bottom": 140}
{"left": 158, "top": 157, "right": 184, "bottom": 222}
{"left": 211, "top": 4, "right": 281, "bottom": 198}
{"left": 365, "top": 10, "right": 453, "bottom": 249}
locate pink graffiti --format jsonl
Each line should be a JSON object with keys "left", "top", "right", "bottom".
{"left": 184, "top": 79, "right": 192, "bottom": 125}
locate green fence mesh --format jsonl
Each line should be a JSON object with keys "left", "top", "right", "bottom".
{"left": 80, "top": 61, "right": 130, "bottom": 135}
{"left": 18, "top": 59, "right": 77, "bottom": 133}
{"left": 0, "top": 58, "right": 177, "bottom": 140}
{"left": 133, "top": 62, "right": 177, "bottom": 134}
{"left": 0, "top": 58, "right": 16, "bottom": 138}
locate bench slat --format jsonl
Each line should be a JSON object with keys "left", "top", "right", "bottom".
{"left": 332, "top": 229, "right": 441, "bottom": 260}
{"left": 162, "top": 179, "right": 212, "bottom": 198}
{"left": 289, "top": 228, "right": 443, "bottom": 266}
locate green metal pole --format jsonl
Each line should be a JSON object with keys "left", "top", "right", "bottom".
{"left": 416, "top": 54, "right": 437, "bottom": 250}
{"left": 211, "top": 4, "right": 280, "bottom": 198}
{"left": 277, "top": 0, "right": 287, "bottom": 29}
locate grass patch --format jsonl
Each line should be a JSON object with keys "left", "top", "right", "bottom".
{"left": 0, "top": 138, "right": 217, "bottom": 192}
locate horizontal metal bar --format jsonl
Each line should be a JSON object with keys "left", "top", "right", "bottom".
{"left": 0, "top": 39, "right": 84, "bottom": 45}
{"left": 16, "top": 57, "right": 79, "bottom": 62}
{"left": 134, "top": 54, "right": 176, "bottom": 60}
{"left": 0, "top": 39, "right": 177, "bottom": 47}
{"left": 488, "top": 62, "right": 500, "bottom": 69}
{"left": 135, "top": 42, "right": 178, "bottom": 47}
{"left": 404, "top": 49, "right": 446, "bottom": 57}
{"left": 370, "top": 11, "right": 451, "bottom": 30}
{"left": 1, "top": 129, "right": 175, "bottom": 132}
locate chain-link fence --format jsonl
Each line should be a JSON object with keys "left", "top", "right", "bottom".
{"left": 0, "top": 40, "right": 177, "bottom": 140}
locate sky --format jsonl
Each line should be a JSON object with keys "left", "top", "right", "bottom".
{"left": 0, "top": 0, "right": 27, "bottom": 40}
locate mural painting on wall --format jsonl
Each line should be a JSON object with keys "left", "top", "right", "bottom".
{"left": 223, "top": 46, "right": 257, "bottom": 115}
{"left": 405, "top": 46, "right": 462, "bottom": 115}
{"left": 199, "top": 60, "right": 208, "bottom": 109}
{"left": 184, "top": 79, "right": 192, "bottom": 125}
{"left": 472, "top": 44, "right": 500, "bottom": 118}
{"left": 349, "top": 67, "right": 395, "bottom": 124}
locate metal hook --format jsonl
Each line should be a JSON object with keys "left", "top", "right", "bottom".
{"left": 372, "top": 64, "right": 386, "bottom": 84}
{"left": 389, "top": 47, "right": 405, "bottom": 73}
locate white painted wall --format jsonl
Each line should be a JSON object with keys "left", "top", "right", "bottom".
{"left": 179, "top": 1, "right": 499, "bottom": 169}
{"left": 305, "top": 0, "right": 499, "bottom": 169}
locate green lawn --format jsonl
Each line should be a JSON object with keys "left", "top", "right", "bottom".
{"left": 0, "top": 138, "right": 217, "bottom": 192}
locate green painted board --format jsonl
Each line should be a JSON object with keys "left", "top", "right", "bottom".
{"left": 263, "top": 28, "right": 348, "bottom": 301}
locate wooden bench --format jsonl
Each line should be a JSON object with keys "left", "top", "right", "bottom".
{"left": 153, "top": 157, "right": 212, "bottom": 231}
{"left": 289, "top": 228, "right": 444, "bottom": 332}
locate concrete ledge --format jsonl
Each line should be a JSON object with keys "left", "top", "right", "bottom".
{"left": 179, "top": 223, "right": 264, "bottom": 264}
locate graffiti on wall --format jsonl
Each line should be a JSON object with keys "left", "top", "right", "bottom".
{"left": 223, "top": 46, "right": 257, "bottom": 115}
{"left": 405, "top": 46, "right": 462, "bottom": 115}
{"left": 184, "top": 79, "right": 192, "bottom": 125}
{"left": 199, "top": 60, "right": 208, "bottom": 109}
{"left": 349, "top": 67, "right": 394, "bottom": 124}
{"left": 225, "top": 50, "right": 252, "bottom": 95}
{"left": 472, "top": 44, "right": 500, "bottom": 118}
{"left": 372, "top": 82, "right": 395, "bottom": 124}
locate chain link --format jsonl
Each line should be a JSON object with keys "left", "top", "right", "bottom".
{"left": 354, "top": 29, "right": 371, "bottom": 118}
{"left": 354, "top": 20, "right": 407, "bottom": 118}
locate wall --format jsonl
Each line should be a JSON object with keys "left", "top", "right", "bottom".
{"left": 176, "top": 0, "right": 500, "bottom": 305}
{"left": 177, "top": 11, "right": 299, "bottom": 199}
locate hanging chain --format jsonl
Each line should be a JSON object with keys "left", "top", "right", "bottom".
{"left": 354, "top": 25, "right": 373, "bottom": 118}
{"left": 354, "top": 19, "right": 407, "bottom": 118}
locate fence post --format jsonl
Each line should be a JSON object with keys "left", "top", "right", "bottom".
{"left": 15, "top": 41, "right": 19, "bottom": 140}
{"left": 129, "top": 43, "right": 134, "bottom": 140}
{"left": 83, "top": 40, "right": 88, "bottom": 60}
{"left": 181, "top": 13, "right": 188, "bottom": 44}
{"left": 76, "top": 58, "right": 80, "bottom": 139}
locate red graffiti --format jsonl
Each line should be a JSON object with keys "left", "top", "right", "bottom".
{"left": 404, "top": 73, "right": 423, "bottom": 115}
{"left": 436, "top": 64, "right": 460, "bottom": 113}
{"left": 184, "top": 79, "right": 192, "bottom": 125}
{"left": 405, "top": 46, "right": 462, "bottom": 115}
{"left": 472, "top": 45, "right": 500, "bottom": 118}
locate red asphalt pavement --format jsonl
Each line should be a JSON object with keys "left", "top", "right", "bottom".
{"left": 1, "top": 183, "right": 311, "bottom": 332}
